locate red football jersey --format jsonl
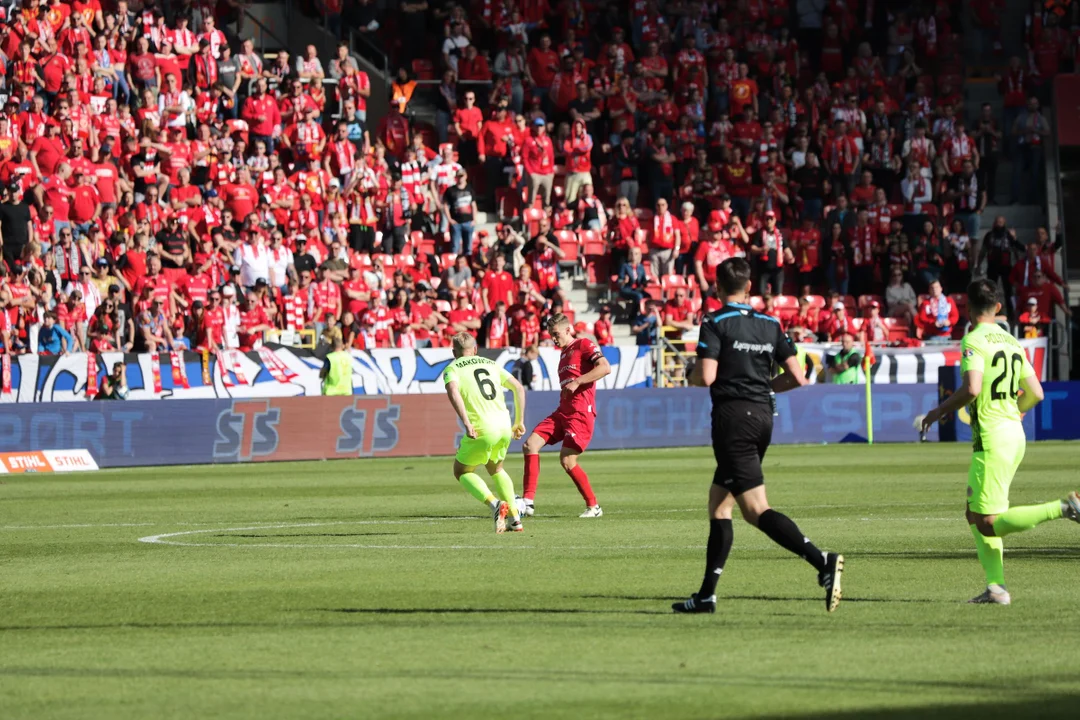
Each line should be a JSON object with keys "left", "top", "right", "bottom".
{"left": 558, "top": 337, "right": 604, "bottom": 416}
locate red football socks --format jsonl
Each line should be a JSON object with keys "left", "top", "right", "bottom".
{"left": 523, "top": 453, "right": 540, "bottom": 500}
{"left": 568, "top": 465, "right": 597, "bottom": 506}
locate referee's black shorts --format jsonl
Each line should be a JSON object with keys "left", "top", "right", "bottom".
{"left": 711, "top": 399, "right": 773, "bottom": 495}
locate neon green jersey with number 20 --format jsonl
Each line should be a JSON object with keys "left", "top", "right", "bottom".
{"left": 960, "top": 323, "right": 1035, "bottom": 449}
{"left": 442, "top": 356, "right": 515, "bottom": 433}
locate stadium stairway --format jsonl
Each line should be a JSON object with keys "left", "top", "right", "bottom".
{"left": 962, "top": 3, "right": 1045, "bottom": 250}
{"left": 472, "top": 211, "right": 632, "bottom": 342}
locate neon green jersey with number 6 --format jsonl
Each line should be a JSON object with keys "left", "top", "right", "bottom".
{"left": 960, "top": 322, "right": 1035, "bottom": 448}
{"left": 442, "top": 356, "right": 514, "bottom": 433}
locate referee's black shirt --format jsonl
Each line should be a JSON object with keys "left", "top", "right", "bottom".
{"left": 696, "top": 302, "right": 794, "bottom": 405}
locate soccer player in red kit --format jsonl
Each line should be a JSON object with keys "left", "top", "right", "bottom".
{"left": 521, "top": 313, "right": 611, "bottom": 518}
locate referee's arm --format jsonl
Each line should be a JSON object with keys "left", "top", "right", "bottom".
{"left": 770, "top": 325, "right": 808, "bottom": 394}
{"left": 690, "top": 318, "right": 721, "bottom": 387}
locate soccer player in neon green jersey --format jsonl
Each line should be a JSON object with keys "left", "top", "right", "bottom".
{"left": 922, "top": 279, "right": 1080, "bottom": 605}
{"left": 443, "top": 332, "right": 528, "bottom": 533}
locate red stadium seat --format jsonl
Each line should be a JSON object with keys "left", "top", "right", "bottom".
{"left": 661, "top": 274, "right": 688, "bottom": 298}
{"left": 634, "top": 208, "right": 654, "bottom": 224}
{"left": 842, "top": 295, "right": 857, "bottom": 314}
{"left": 435, "top": 299, "right": 452, "bottom": 314}
{"left": 555, "top": 230, "right": 579, "bottom": 264}
{"left": 887, "top": 204, "right": 904, "bottom": 218}
{"left": 523, "top": 207, "right": 545, "bottom": 237}
{"left": 806, "top": 295, "right": 826, "bottom": 310}
{"left": 749, "top": 295, "right": 765, "bottom": 312}
{"left": 439, "top": 253, "right": 458, "bottom": 269}
{"left": 850, "top": 317, "right": 866, "bottom": 334}
{"left": 350, "top": 252, "right": 372, "bottom": 268}
{"left": 579, "top": 230, "right": 605, "bottom": 256}
{"left": 883, "top": 318, "right": 910, "bottom": 342}
{"left": 412, "top": 59, "right": 435, "bottom": 80}
{"left": 775, "top": 295, "right": 799, "bottom": 324}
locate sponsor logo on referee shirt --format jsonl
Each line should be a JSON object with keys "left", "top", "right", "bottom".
{"left": 732, "top": 341, "right": 775, "bottom": 353}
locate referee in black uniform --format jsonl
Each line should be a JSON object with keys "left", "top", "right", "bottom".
{"left": 673, "top": 258, "right": 844, "bottom": 614}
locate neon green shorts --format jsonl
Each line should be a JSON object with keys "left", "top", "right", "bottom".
{"left": 456, "top": 425, "right": 512, "bottom": 468}
{"left": 967, "top": 433, "right": 1026, "bottom": 515}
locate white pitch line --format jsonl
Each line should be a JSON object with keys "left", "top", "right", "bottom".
{"left": 138, "top": 519, "right": 707, "bottom": 551}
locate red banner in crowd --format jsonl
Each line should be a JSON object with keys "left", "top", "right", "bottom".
{"left": 85, "top": 353, "right": 97, "bottom": 399}
{"left": 257, "top": 347, "right": 298, "bottom": 383}
{"left": 215, "top": 350, "right": 235, "bottom": 387}
{"left": 150, "top": 354, "right": 162, "bottom": 394}
{"left": 230, "top": 351, "right": 249, "bottom": 385}
{"left": 1055, "top": 75, "right": 1080, "bottom": 147}
{"left": 170, "top": 352, "right": 190, "bottom": 389}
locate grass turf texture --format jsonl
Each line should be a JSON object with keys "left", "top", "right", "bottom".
{"left": 1, "top": 443, "right": 1079, "bottom": 719}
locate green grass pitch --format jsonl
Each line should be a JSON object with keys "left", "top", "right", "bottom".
{"left": 2, "top": 443, "right": 1079, "bottom": 719}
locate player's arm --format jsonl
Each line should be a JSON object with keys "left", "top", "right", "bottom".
{"left": 444, "top": 380, "right": 478, "bottom": 439}
{"left": 501, "top": 369, "right": 526, "bottom": 438}
{"left": 922, "top": 369, "right": 981, "bottom": 431}
{"left": 1018, "top": 357, "right": 1044, "bottom": 413}
{"left": 564, "top": 351, "right": 611, "bottom": 395}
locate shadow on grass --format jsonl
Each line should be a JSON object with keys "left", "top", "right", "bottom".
{"left": 577, "top": 594, "right": 944, "bottom": 604}
{"left": 215, "top": 533, "right": 398, "bottom": 539}
{"left": 753, "top": 695, "right": 1080, "bottom": 720}
{"left": 321, "top": 607, "right": 669, "bottom": 616}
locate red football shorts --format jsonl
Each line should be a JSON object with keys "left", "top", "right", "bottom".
{"left": 533, "top": 410, "right": 595, "bottom": 453}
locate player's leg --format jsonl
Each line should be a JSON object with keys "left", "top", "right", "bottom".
{"left": 486, "top": 428, "right": 522, "bottom": 531}
{"left": 521, "top": 414, "right": 560, "bottom": 514}
{"left": 965, "top": 450, "right": 1009, "bottom": 603}
{"left": 561, "top": 414, "right": 601, "bottom": 516}
{"left": 987, "top": 438, "right": 1071, "bottom": 536}
{"left": 454, "top": 440, "right": 505, "bottom": 532}
{"left": 559, "top": 447, "right": 601, "bottom": 517}
{"left": 674, "top": 483, "right": 737, "bottom": 613}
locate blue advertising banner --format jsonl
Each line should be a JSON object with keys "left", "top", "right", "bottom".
{"left": 0, "top": 345, "right": 653, "bottom": 403}
{"left": 1034, "top": 382, "right": 1080, "bottom": 440}
{"left": 0, "top": 385, "right": 945, "bottom": 469}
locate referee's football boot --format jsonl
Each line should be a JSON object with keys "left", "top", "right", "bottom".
{"left": 672, "top": 593, "right": 716, "bottom": 614}
{"left": 818, "top": 552, "right": 844, "bottom": 613}
{"left": 1063, "top": 491, "right": 1080, "bottom": 523}
{"left": 969, "top": 585, "right": 1011, "bottom": 606}
{"left": 493, "top": 501, "right": 508, "bottom": 534}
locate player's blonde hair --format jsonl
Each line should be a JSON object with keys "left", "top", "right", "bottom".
{"left": 546, "top": 313, "right": 571, "bottom": 333}
{"left": 452, "top": 332, "right": 477, "bottom": 358}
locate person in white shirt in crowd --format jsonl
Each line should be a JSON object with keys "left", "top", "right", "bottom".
{"left": 233, "top": 228, "right": 271, "bottom": 290}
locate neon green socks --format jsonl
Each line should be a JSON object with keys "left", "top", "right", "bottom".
{"left": 458, "top": 473, "right": 497, "bottom": 507}
{"left": 992, "top": 501, "right": 1063, "bottom": 537}
{"left": 490, "top": 470, "right": 520, "bottom": 520}
{"left": 970, "top": 525, "right": 1005, "bottom": 586}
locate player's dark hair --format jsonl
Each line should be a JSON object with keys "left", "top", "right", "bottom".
{"left": 716, "top": 257, "right": 752, "bottom": 297}
{"left": 967, "top": 279, "right": 1001, "bottom": 317}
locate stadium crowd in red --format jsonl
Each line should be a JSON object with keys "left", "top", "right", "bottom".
{"left": 0, "top": 0, "right": 1069, "bottom": 357}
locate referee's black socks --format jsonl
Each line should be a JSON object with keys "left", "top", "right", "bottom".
{"left": 698, "top": 519, "right": 734, "bottom": 598}
{"left": 756, "top": 509, "right": 827, "bottom": 573}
